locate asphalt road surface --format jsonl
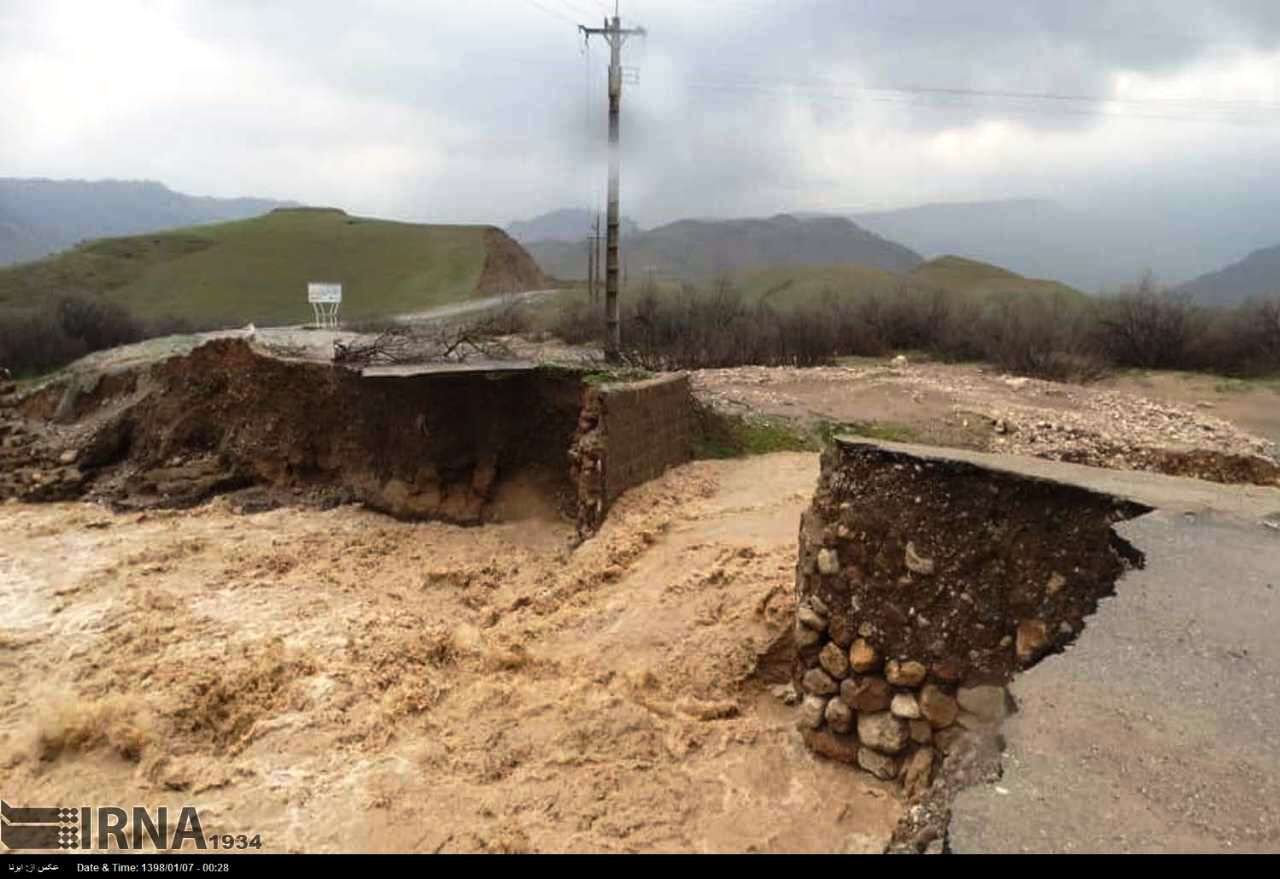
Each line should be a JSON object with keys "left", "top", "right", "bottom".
{"left": 854, "top": 441, "right": 1280, "bottom": 853}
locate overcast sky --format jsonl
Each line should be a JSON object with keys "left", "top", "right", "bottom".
{"left": 5, "top": 0, "right": 1280, "bottom": 227}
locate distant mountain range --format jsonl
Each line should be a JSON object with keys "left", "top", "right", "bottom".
{"left": 507, "top": 208, "right": 640, "bottom": 244}
{"left": 850, "top": 198, "right": 1280, "bottom": 294}
{"left": 1178, "top": 244, "right": 1280, "bottom": 306}
{"left": 522, "top": 213, "right": 923, "bottom": 281}
{"left": 0, "top": 178, "right": 293, "bottom": 266}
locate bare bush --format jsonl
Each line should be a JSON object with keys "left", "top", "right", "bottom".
{"left": 56, "top": 293, "right": 144, "bottom": 351}
{"left": 1094, "top": 274, "right": 1199, "bottom": 369}
{"left": 334, "top": 312, "right": 517, "bottom": 366}
{"left": 0, "top": 293, "right": 212, "bottom": 377}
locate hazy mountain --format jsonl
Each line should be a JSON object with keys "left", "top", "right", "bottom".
{"left": 526, "top": 214, "right": 922, "bottom": 281}
{"left": 1178, "top": 244, "right": 1280, "bottom": 306}
{"left": 852, "top": 198, "right": 1280, "bottom": 293}
{"left": 0, "top": 178, "right": 293, "bottom": 266}
{"left": 507, "top": 208, "right": 640, "bottom": 244}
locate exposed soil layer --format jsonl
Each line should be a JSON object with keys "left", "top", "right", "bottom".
{"left": 476, "top": 228, "right": 550, "bottom": 295}
{"left": 2, "top": 340, "right": 583, "bottom": 525}
{"left": 792, "top": 438, "right": 1156, "bottom": 853}
{"left": 797, "top": 440, "right": 1149, "bottom": 686}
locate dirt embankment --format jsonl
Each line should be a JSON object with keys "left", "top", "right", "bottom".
{"left": 476, "top": 227, "right": 550, "bottom": 295}
{"left": 792, "top": 439, "right": 1154, "bottom": 852}
{"left": 1, "top": 339, "right": 582, "bottom": 524}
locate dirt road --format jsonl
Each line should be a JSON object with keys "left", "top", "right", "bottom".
{"left": 693, "top": 360, "right": 1280, "bottom": 485}
{"left": 0, "top": 453, "right": 900, "bottom": 853}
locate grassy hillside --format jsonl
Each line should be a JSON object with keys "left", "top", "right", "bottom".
{"left": 908, "top": 255, "right": 1084, "bottom": 299}
{"left": 736, "top": 263, "right": 904, "bottom": 306}
{"left": 0, "top": 208, "right": 546, "bottom": 326}
{"left": 723, "top": 257, "right": 1084, "bottom": 312}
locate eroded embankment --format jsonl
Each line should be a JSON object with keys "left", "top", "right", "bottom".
{"left": 0, "top": 340, "right": 584, "bottom": 524}
{"left": 791, "top": 438, "right": 1150, "bottom": 853}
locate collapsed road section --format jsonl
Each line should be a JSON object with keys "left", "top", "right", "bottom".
{"left": 792, "top": 436, "right": 1280, "bottom": 853}
{"left": 0, "top": 339, "right": 693, "bottom": 533}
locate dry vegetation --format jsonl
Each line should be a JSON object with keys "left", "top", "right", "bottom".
{"left": 0, "top": 293, "right": 215, "bottom": 376}
{"left": 550, "top": 275, "right": 1280, "bottom": 381}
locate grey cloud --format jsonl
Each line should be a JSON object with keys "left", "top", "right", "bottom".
{"left": 5, "top": 0, "right": 1280, "bottom": 251}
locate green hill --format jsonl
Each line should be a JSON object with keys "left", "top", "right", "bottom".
{"left": 908, "top": 255, "right": 1083, "bottom": 299}
{"left": 0, "top": 208, "right": 548, "bottom": 326}
{"left": 727, "top": 257, "right": 1084, "bottom": 312}
{"left": 736, "top": 263, "right": 904, "bottom": 306}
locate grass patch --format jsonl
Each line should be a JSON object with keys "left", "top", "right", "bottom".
{"left": 693, "top": 407, "right": 819, "bottom": 459}
{"left": 818, "top": 419, "right": 920, "bottom": 444}
{"left": 582, "top": 367, "right": 655, "bottom": 386}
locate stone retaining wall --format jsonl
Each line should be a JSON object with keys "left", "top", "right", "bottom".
{"left": 793, "top": 437, "right": 1145, "bottom": 795}
{"left": 570, "top": 374, "right": 694, "bottom": 534}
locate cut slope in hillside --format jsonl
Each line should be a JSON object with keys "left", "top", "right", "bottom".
{"left": 526, "top": 214, "right": 922, "bottom": 282}
{"left": 0, "top": 209, "right": 548, "bottom": 326}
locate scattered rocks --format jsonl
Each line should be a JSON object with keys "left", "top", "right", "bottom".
{"left": 857, "top": 711, "right": 908, "bottom": 755}
{"left": 849, "top": 638, "right": 880, "bottom": 673}
{"left": 58, "top": 449, "right": 79, "bottom": 465}
{"left": 802, "top": 668, "right": 839, "bottom": 697}
{"left": 885, "top": 659, "right": 927, "bottom": 688}
{"left": 818, "top": 642, "right": 851, "bottom": 679}
{"left": 891, "top": 692, "right": 921, "bottom": 720}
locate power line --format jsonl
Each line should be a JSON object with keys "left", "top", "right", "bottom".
{"left": 523, "top": 0, "right": 578, "bottom": 26}
{"left": 681, "top": 79, "right": 1280, "bottom": 126}
{"left": 684, "top": 68, "right": 1280, "bottom": 113}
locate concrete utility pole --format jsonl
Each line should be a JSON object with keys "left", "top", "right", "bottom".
{"left": 585, "top": 227, "right": 596, "bottom": 303}
{"left": 593, "top": 212, "right": 603, "bottom": 305}
{"left": 580, "top": 4, "right": 645, "bottom": 362}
